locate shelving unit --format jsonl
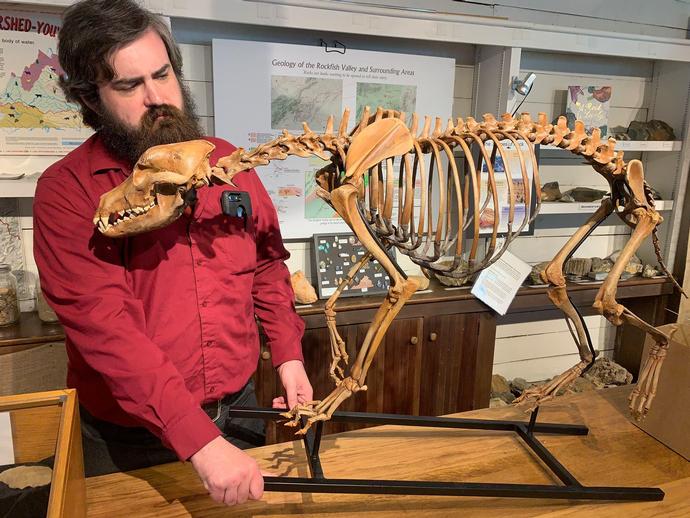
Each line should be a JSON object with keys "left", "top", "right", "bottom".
{"left": 540, "top": 200, "right": 674, "bottom": 215}
{"left": 1, "top": 177, "right": 40, "bottom": 198}
{"left": 541, "top": 141, "right": 682, "bottom": 152}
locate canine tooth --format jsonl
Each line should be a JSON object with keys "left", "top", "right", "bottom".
{"left": 118, "top": 210, "right": 125, "bottom": 217}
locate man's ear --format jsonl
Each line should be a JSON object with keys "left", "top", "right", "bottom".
{"left": 80, "top": 94, "right": 101, "bottom": 115}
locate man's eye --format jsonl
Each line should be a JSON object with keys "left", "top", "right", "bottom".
{"left": 154, "top": 72, "right": 169, "bottom": 80}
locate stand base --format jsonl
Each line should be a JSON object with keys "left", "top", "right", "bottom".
{"left": 227, "top": 407, "right": 664, "bottom": 502}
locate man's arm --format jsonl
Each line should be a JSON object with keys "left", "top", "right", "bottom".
{"left": 245, "top": 171, "right": 312, "bottom": 407}
{"left": 33, "top": 172, "right": 219, "bottom": 461}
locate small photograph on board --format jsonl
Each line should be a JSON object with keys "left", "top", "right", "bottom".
{"left": 565, "top": 85, "right": 612, "bottom": 136}
{"left": 312, "top": 232, "right": 394, "bottom": 299}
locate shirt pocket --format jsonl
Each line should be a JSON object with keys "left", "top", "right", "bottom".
{"left": 214, "top": 216, "right": 258, "bottom": 275}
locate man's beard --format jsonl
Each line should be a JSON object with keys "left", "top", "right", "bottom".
{"left": 97, "top": 83, "right": 204, "bottom": 166}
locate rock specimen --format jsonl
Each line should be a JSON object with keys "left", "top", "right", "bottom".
{"left": 290, "top": 270, "right": 318, "bottom": 304}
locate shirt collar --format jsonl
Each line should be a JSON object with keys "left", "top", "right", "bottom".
{"left": 86, "top": 133, "right": 132, "bottom": 176}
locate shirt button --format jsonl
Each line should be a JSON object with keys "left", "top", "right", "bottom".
{"left": 196, "top": 258, "right": 204, "bottom": 266}
{"left": 209, "top": 386, "right": 215, "bottom": 394}
{"left": 200, "top": 301, "right": 208, "bottom": 308}
{"left": 205, "top": 340, "right": 214, "bottom": 347}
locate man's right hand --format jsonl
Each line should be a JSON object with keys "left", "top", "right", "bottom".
{"left": 189, "top": 436, "right": 264, "bottom": 505}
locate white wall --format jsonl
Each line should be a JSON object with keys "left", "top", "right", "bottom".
{"left": 5, "top": 0, "right": 676, "bottom": 382}
{"left": 338, "top": 0, "right": 690, "bottom": 39}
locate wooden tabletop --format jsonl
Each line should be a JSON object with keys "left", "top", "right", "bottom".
{"left": 85, "top": 386, "right": 690, "bottom": 517}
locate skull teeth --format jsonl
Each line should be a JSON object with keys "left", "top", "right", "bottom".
{"left": 97, "top": 200, "right": 158, "bottom": 232}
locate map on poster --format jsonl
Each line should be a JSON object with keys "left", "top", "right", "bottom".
{"left": 213, "top": 39, "right": 455, "bottom": 239}
{"left": 0, "top": 10, "right": 92, "bottom": 155}
{"left": 0, "top": 198, "right": 29, "bottom": 302}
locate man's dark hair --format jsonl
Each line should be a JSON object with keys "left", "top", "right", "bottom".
{"left": 58, "top": 0, "right": 184, "bottom": 129}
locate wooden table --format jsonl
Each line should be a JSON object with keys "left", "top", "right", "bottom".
{"left": 85, "top": 386, "right": 690, "bottom": 517}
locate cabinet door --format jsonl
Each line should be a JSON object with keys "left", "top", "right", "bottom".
{"left": 418, "top": 312, "right": 495, "bottom": 416}
{"left": 255, "top": 317, "right": 423, "bottom": 441}
{"left": 351, "top": 317, "right": 423, "bottom": 418}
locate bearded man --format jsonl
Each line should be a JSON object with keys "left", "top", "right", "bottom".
{"left": 33, "top": 0, "right": 312, "bottom": 507}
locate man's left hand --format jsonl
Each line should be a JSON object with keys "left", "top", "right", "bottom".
{"left": 273, "top": 360, "right": 313, "bottom": 410}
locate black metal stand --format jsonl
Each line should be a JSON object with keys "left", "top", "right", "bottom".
{"left": 227, "top": 406, "right": 664, "bottom": 501}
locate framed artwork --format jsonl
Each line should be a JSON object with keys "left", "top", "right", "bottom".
{"left": 565, "top": 85, "right": 612, "bottom": 136}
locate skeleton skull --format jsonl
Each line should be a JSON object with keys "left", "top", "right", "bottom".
{"left": 93, "top": 139, "right": 233, "bottom": 237}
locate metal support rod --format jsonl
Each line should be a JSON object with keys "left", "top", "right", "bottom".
{"left": 228, "top": 406, "right": 663, "bottom": 502}
{"left": 229, "top": 407, "right": 588, "bottom": 435}
{"left": 262, "top": 477, "right": 663, "bottom": 501}
{"left": 516, "top": 424, "right": 582, "bottom": 487}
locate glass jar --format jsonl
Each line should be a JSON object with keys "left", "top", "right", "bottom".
{"left": 35, "top": 277, "right": 59, "bottom": 323}
{"left": 0, "top": 264, "right": 19, "bottom": 327}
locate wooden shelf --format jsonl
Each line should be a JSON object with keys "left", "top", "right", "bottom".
{"left": 0, "top": 177, "right": 39, "bottom": 198}
{"left": 541, "top": 141, "right": 682, "bottom": 152}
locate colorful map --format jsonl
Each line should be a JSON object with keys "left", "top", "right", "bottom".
{"left": 0, "top": 49, "right": 83, "bottom": 130}
{"left": 0, "top": 19, "right": 92, "bottom": 154}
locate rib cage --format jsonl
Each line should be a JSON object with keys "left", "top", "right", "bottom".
{"left": 296, "top": 105, "right": 632, "bottom": 281}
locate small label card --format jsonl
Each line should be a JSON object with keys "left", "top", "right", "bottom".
{"left": 471, "top": 250, "right": 532, "bottom": 315}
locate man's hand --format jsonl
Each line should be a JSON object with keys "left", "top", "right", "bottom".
{"left": 190, "top": 436, "right": 264, "bottom": 505}
{"left": 273, "top": 359, "right": 313, "bottom": 409}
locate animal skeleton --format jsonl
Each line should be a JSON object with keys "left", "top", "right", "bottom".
{"left": 94, "top": 106, "right": 683, "bottom": 433}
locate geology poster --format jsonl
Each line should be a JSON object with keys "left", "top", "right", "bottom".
{"left": 213, "top": 39, "right": 455, "bottom": 239}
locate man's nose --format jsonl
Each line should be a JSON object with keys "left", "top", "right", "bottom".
{"left": 143, "top": 80, "right": 163, "bottom": 106}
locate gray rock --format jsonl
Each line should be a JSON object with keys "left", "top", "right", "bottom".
{"left": 541, "top": 181, "right": 562, "bottom": 202}
{"left": 433, "top": 259, "right": 471, "bottom": 287}
{"left": 584, "top": 357, "right": 633, "bottom": 386}
{"left": 555, "top": 376, "right": 597, "bottom": 396}
{"left": 642, "top": 264, "right": 660, "bottom": 278}
{"left": 607, "top": 251, "right": 643, "bottom": 276}
{"left": 510, "top": 377, "right": 534, "bottom": 395}
{"left": 564, "top": 258, "right": 592, "bottom": 278}
{"left": 560, "top": 187, "right": 607, "bottom": 203}
{"left": 627, "top": 120, "right": 676, "bottom": 141}
{"left": 591, "top": 257, "right": 614, "bottom": 274}
{"left": 529, "top": 261, "right": 550, "bottom": 285}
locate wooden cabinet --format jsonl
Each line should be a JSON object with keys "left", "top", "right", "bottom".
{"left": 254, "top": 279, "right": 672, "bottom": 444}
{"left": 419, "top": 312, "right": 495, "bottom": 416}
{"left": 254, "top": 292, "right": 497, "bottom": 443}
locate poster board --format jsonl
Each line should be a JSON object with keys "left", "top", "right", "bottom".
{"left": 212, "top": 38, "right": 455, "bottom": 239}
{"left": 0, "top": 9, "right": 92, "bottom": 155}
{"left": 476, "top": 139, "right": 539, "bottom": 237}
{"left": 312, "top": 232, "right": 393, "bottom": 299}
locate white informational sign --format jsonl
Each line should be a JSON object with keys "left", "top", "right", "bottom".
{"left": 471, "top": 250, "right": 532, "bottom": 315}
{"left": 0, "top": 411, "right": 14, "bottom": 464}
{"left": 213, "top": 39, "right": 455, "bottom": 239}
{"left": 0, "top": 10, "right": 92, "bottom": 155}
{"left": 479, "top": 139, "right": 535, "bottom": 235}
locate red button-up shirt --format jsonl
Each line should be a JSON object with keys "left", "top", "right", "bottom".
{"left": 33, "top": 134, "right": 304, "bottom": 460}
